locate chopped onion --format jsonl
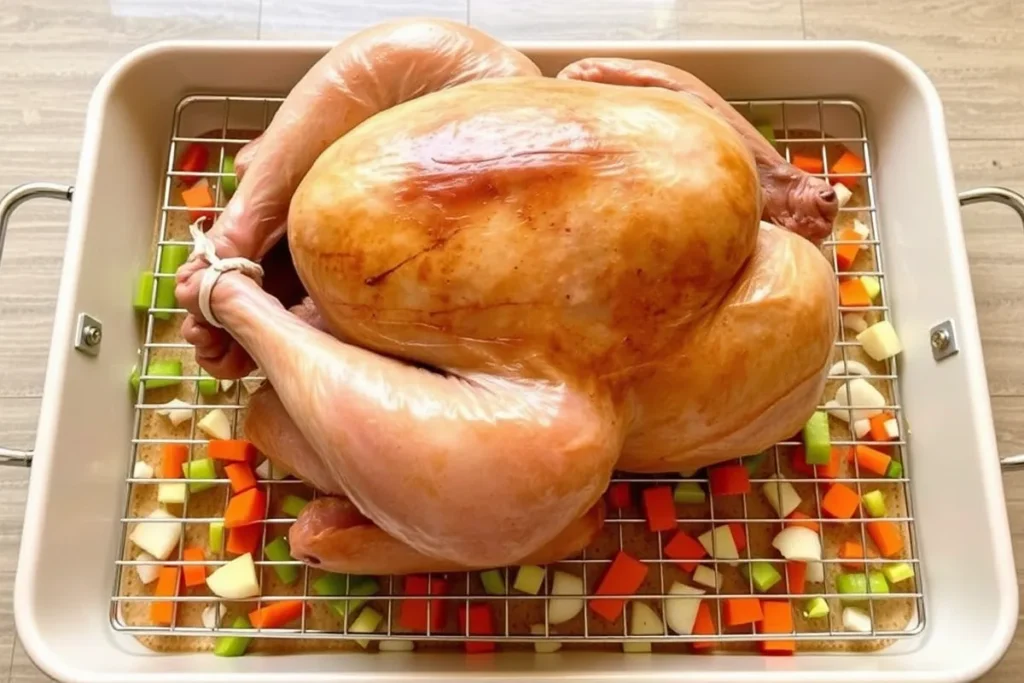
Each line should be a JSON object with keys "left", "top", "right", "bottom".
{"left": 762, "top": 474, "right": 802, "bottom": 518}
{"left": 824, "top": 400, "right": 851, "bottom": 423}
{"left": 834, "top": 378, "right": 885, "bottom": 421}
{"left": 529, "top": 624, "right": 562, "bottom": 653}
{"left": 665, "top": 582, "right": 704, "bottom": 635}
{"left": 198, "top": 409, "right": 232, "bottom": 440}
{"left": 135, "top": 551, "right": 160, "bottom": 584}
{"left": 852, "top": 219, "right": 871, "bottom": 241}
{"left": 548, "top": 571, "right": 584, "bottom": 625}
{"left": 833, "top": 183, "right": 853, "bottom": 208}
{"left": 843, "top": 312, "right": 868, "bottom": 334}
{"left": 805, "top": 561, "right": 825, "bottom": 583}
{"left": 201, "top": 603, "right": 226, "bottom": 629}
{"left": 842, "top": 606, "right": 873, "bottom": 633}
{"left": 852, "top": 419, "right": 872, "bottom": 439}
{"left": 857, "top": 320, "right": 903, "bottom": 361}
{"left": 133, "top": 461, "right": 154, "bottom": 480}
{"left": 828, "top": 360, "right": 872, "bottom": 377}
{"left": 129, "top": 508, "right": 182, "bottom": 560}
{"left": 379, "top": 640, "right": 415, "bottom": 653}
{"left": 772, "top": 527, "right": 822, "bottom": 561}
{"left": 220, "top": 379, "right": 234, "bottom": 392}
{"left": 255, "top": 458, "right": 290, "bottom": 481}
{"left": 155, "top": 398, "right": 193, "bottom": 427}
{"left": 243, "top": 370, "right": 265, "bottom": 395}
{"left": 884, "top": 418, "right": 900, "bottom": 439}
{"left": 206, "top": 553, "right": 260, "bottom": 599}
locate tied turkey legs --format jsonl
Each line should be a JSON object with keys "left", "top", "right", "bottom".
{"left": 177, "top": 20, "right": 838, "bottom": 573}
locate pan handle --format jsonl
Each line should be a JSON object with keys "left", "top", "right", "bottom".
{"left": 0, "top": 182, "right": 75, "bottom": 467}
{"left": 958, "top": 187, "right": 1024, "bottom": 471}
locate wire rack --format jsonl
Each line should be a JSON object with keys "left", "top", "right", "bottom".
{"left": 111, "top": 94, "right": 924, "bottom": 652}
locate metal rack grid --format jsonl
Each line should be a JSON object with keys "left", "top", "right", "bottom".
{"left": 111, "top": 94, "right": 924, "bottom": 650}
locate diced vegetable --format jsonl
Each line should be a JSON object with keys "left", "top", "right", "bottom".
{"left": 181, "top": 178, "right": 216, "bottom": 224}
{"left": 133, "top": 271, "right": 155, "bottom": 312}
{"left": 785, "top": 561, "right": 807, "bottom": 595}
{"left": 833, "top": 182, "right": 853, "bottom": 208}
{"left": 882, "top": 562, "right": 915, "bottom": 584}
{"left": 207, "top": 438, "right": 255, "bottom": 463}
{"left": 160, "top": 443, "right": 188, "bottom": 478}
{"left": 213, "top": 616, "right": 253, "bottom": 657}
{"left": 836, "top": 572, "right": 888, "bottom": 602}
{"left": 255, "top": 458, "right": 289, "bottom": 481}
{"left": 155, "top": 398, "right": 193, "bottom": 427}
{"left": 130, "top": 360, "right": 183, "bottom": 392}
{"left": 152, "top": 244, "right": 190, "bottom": 319}
{"left": 852, "top": 418, "right": 872, "bottom": 439}
{"left": 182, "top": 547, "right": 207, "bottom": 588}
{"left": 548, "top": 571, "right": 584, "bottom": 625}
{"left": 129, "top": 508, "right": 183, "bottom": 560}
{"left": 606, "top": 481, "right": 632, "bottom": 509}
{"left": 201, "top": 603, "right": 226, "bottom": 629}
{"left": 664, "top": 530, "right": 708, "bottom": 572}
{"left": 513, "top": 565, "right": 544, "bottom": 595}
{"left": 182, "top": 457, "right": 218, "bottom": 493}
{"left": 379, "top": 640, "right": 415, "bottom": 652}
{"left": 886, "top": 461, "right": 904, "bottom": 479}
{"left": 312, "top": 572, "right": 352, "bottom": 596}
{"left": 852, "top": 444, "right": 891, "bottom": 477}
{"left": 756, "top": 123, "right": 776, "bottom": 145}
{"left": 867, "top": 520, "right": 904, "bottom": 557}
{"left": 178, "top": 143, "right": 209, "bottom": 186}
{"left": 762, "top": 474, "right": 802, "bottom": 518}
{"left": 784, "top": 511, "right": 820, "bottom": 533}
{"left": 869, "top": 414, "right": 899, "bottom": 440}
{"left": 198, "top": 372, "right": 219, "bottom": 397}
{"left": 708, "top": 464, "right": 750, "bottom": 496}
{"left": 249, "top": 600, "right": 305, "bottom": 629}
{"left": 198, "top": 410, "right": 232, "bottom": 441}
{"left": 150, "top": 567, "right": 180, "bottom": 626}
{"left": 351, "top": 606, "right": 384, "bottom": 649}
{"left": 224, "top": 488, "right": 267, "bottom": 528}
{"left": 264, "top": 536, "right": 299, "bottom": 585}
{"left": 723, "top": 598, "right": 763, "bottom": 627}
{"left": 843, "top": 312, "right": 868, "bottom": 334}
{"left": 529, "top": 624, "right": 562, "bottom": 653}
{"left": 821, "top": 483, "right": 861, "bottom": 519}
{"left": 842, "top": 606, "right": 872, "bottom": 633}
{"left": 792, "top": 154, "right": 824, "bottom": 174}
{"left": 852, "top": 219, "right": 870, "bottom": 239}
{"left": 625, "top": 600, "right": 662, "bottom": 653}
{"left": 398, "top": 575, "right": 447, "bottom": 632}
{"left": 861, "top": 490, "right": 887, "bottom": 518}
{"left": 641, "top": 485, "right": 677, "bottom": 532}
{"left": 206, "top": 553, "right": 260, "bottom": 599}
{"left": 281, "top": 494, "right": 309, "bottom": 518}
{"left": 802, "top": 411, "right": 831, "bottom": 465}
{"left": 692, "top": 565, "right": 722, "bottom": 591}
{"left": 221, "top": 379, "right": 234, "bottom": 392}
{"left": 226, "top": 525, "right": 262, "bottom": 556}
{"left": 673, "top": 481, "right": 706, "bottom": 505}
{"left": 135, "top": 552, "right": 160, "bottom": 585}
{"left": 857, "top": 320, "right": 903, "bottom": 361}
{"left": 591, "top": 551, "right": 648, "bottom": 622}
{"left": 665, "top": 582, "right": 705, "bottom": 635}
{"left": 758, "top": 601, "right": 795, "bottom": 655}
{"left": 772, "top": 527, "right": 822, "bottom": 561}
{"left": 839, "top": 278, "right": 872, "bottom": 307}
{"left": 480, "top": 569, "right": 506, "bottom": 595}
{"left": 729, "top": 522, "right": 748, "bottom": 553}
{"left": 817, "top": 447, "right": 843, "bottom": 479}
{"left": 835, "top": 378, "right": 886, "bottom": 421}
{"left": 806, "top": 561, "right": 825, "bottom": 583}
{"left": 326, "top": 576, "right": 380, "bottom": 622}
{"left": 741, "top": 450, "right": 768, "bottom": 475}
{"left": 133, "top": 461, "right": 154, "bottom": 480}
{"left": 790, "top": 446, "right": 815, "bottom": 476}
{"left": 834, "top": 228, "right": 862, "bottom": 271}
{"left": 690, "top": 601, "right": 717, "bottom": 651}
{"left": 224, "top": 462, "right": 257, "bottom": 494}
{"left": 208, "top": 521, "right": 224, "bottom": 553}
{"left": 698, "top": 525, "right": 740, "bottom": 562}
{"left": 829, "top": 360, "right": 873, "bottom": 377}
{"left": 803, "top": 596, "right": 830, "bottom": 619}
{"left": 861, "top": 276, "right": 881, "bottom": 301}
{"left": 838, "top": 541, "right": 875, "bottom": 570}
{"left": 220, "top": 155, "right": 238, "bottom": 197}
{"left": 748, "top": 562, "right": 782, "bottom": 593}
{"left": 457, "top": 603, "right": 494, "bottom": 653}
{"left": 830, "top": 150, "right": 865, "bottom": 189}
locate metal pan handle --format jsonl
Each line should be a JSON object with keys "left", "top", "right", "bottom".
{"left": 0, "top": 182, "right": 74, "bottom": 467}
{"left": 958, "top": 187, "right": 1024, "bottom": 471}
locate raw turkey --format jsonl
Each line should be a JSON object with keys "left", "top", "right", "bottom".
{"left": 176, "top": 19, "right": 838, "bottom": 573}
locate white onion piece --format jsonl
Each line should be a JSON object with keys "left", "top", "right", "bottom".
{"left": 843, "top": 312, "right": 868, "bottom": 334}
{"left": 201, "top": 603, "right": 226, "bottom": 629}
{"left": 156, "top": 398, "right": 193, "bottom": 427}
{"left": 843, "top": 606, "right": 872, "bottom": 633}
{"left": 824, "top": 399, "right": 851, "bottom": 423}
{"left": 852, "top": 419, "right": 872, "bottom": 439}
{"left": 828, "top": 360, "right": 872, "bottom": 377}
{"left": 198, "top": 409, "right": 232, "bottom": 440}
{"left": 135, "top": 552, "right": 160, "bottom": 585}
{"left": 884, "top": 418, "right": 900, "bottom": 439}
{"left": 834, "top": 379, "right": 885, "bottom": 421}
{"left": 665, "top": 583, "right": 704, "bottom": 635}
{"left": 833, "top": 183, "right": 853, "bottom": 208}
{"left": 852, "top": 219, "right": 871, "bottom": 242}
{"left": 129, "top": 509, "right": 182, "bottom": 560}
{"left": 133, "top": 461, "right": 154, "bottom": 479}
{"left": 772, "top": 527, "right": 822, "bottom": 561}
{"left": 548, "top": 572, "right": 584, "bottom": 625}
{"left": 806, "top": 561, "right": 825, "bottom": 583}
{"left": 220, "top": 379, "right": 235, "bottom": 392}
{"left": 379, "top": 640, "right": 416, "bottom": 653}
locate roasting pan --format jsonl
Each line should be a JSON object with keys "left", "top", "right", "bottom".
{"left": 1, "top": 39, "right": 1022, "bottom": 683}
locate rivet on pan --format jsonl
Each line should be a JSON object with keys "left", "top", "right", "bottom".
{"left": 74, "top": 313, "right": 103, "bottom": 357}
{"left": 929, "top": 319, "right": 959, "bottom": 362}
{"left": 930, "top": 329, "right": 949, "bottom": 351}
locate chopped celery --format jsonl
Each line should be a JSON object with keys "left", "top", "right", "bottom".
{"left": 133, "top": 271, "right": 155, "bottom": 311}
{"left": 312, "top": 572, "right": 352, "bottom": 596}
{"left": 198, "top": 371, "right": 219, "bottom": 397}
{"left": 747, "top": 561, "right": 782, "bottom": 593}
{"left": 836, "top": 572, "right": 888, "bottom": 602}
{"left": 208, "top": 521, "right": 224, "bottom": 553}
{"left": 513, "top": 565, "right": 546, "bottom": 595}
{"left": 157, "top": 482, "right": 187, "bottom": 504}
{"left": 803, "top": 597, "right": 830, "bottom": 619}
{"left": 881, "top": 562, "right": 915, "bottom": 585}
{"left": 349, "top": 606, "right": 383, "bottom": 649}
{"left": 213, "top": 616, "right": 252, "bottom": 657}
{"left": 281, "top": 495, "right": 310, "bottom": 518}
{"left": 130, "top": 360, "right": 183, "bottom": 392}
{"left": 220, "top": 155, "right": 238, "bottom": 197}
{"left": 861, "top": 490, "right": 886, "bottom": 518}
{"left": 861, "top": 276, "right": 881, "bottom": 301}
{"left": 328, "top": 577, "right": 379, "bottom": 621}
{"left": 756, "top": 122, "right": 777, "bottom": 146}
{"left": 673, "top": 481, "right": 706, "bottom": 505}
{"left": 182, "top": 458, "right": 218, "bottom": 493}
{"left": 153, "top": 244, "right": 190, "bottom": 319}
{"left": 886, "top": 461, "right": 904, "bottom": 479}
{"left": 480, "top": 569, "right": 506, "bottom": 595}
{"left": 741, "top": 451, "right": 768, "bottom": 476}
{"left": 802, "top": 411, "right": 831, "bottom": 465}
{"left": 264, "top": 536, "right": 299, "bottom": 585}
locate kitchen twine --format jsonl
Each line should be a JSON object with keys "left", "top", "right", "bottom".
{"left": 188, "top": 218, "right": 264, "bottom": 329}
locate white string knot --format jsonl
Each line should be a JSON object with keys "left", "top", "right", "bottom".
{"left": 189, "top": 218, "right": 264, "bottom": 329}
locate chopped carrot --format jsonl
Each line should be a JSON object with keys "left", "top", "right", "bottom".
{"left": 837, "top": 540, "right": 878, "bottom": 570}
{"left": 664, "top": 530, "right": 707, "bottom": 572}
{"left": 757, "top": 601, "right": 796, "bottom": 655}
{"left": 606, "top": 482, "right": 632, "bottom": 510}
{"left": 869, "top": 413, "right": 894, "bottom": 442}
{"left": 224, "top": 487, "right": 267, "bottom": 528}
{"left": 399, "top": 575, "right": 448, "bottom": 632}
{"left": 457, "top": 603, "right": 495, "bottom": 653}
{"left": 792, "top": 154, "right": 824, "bottom": 174}
{"left": 816, "top": 447, "right": 844, "bottom": 479}
{"left": 708, "top": 464, "right": 750, "bottom": 497}
{"left": 784, "top": 511, "right": 820, "bottom": 533}
{"left": 728, "top": 522, "right": 748, "bottom": 553}
{"left": 690, "top": 601, "right": 717, "bottom": 651}
{"left": 181, "top": 547, "right": 207, "bottom": 588}
{"left": 852, "top": 444, "right": 891, "bottom": 477}
{"left": 821, "top": 483, "right": 861, "bottom": 519}
{"left": 867, "top": 520, "right": 904, "bottom": 558}
{"left": 161, "top": 443, "right": 189, "bottom": 479}
{"left": 208, "top": 439, "right": 256, "bottom": 463}
{"left": 249, "top": 599, "right": 305, "bottom": 629}
{"left": 834, "top": 228, "right": 863, "bottom": 271}
{"left": 785, "top": 562, "right": 807, "bottom": 595}
{"left": 723, "top": 598, "right": 763, "bottom": 627}
{"left": 150, "top": 567, "right": 179, "bottom": 626}
{"left": 224, "top": 462, "right": 258, "bottom": 493}
{"left": 839, "top": 278, "right": 872, "bottom": 307}
{"left": 831, "top": 150, "right": 866, "bottom": 189}
{"left": 790, "top": 446, "right": 815, "bottom": 477}
{"left": 641, "top": 486, "right": 677, "bottom": 533}
{"left": 181, "top": 178, "right": 216, "bottom": 224}
{"left": 226, "top": 524, "right": 262, "bottom": 555}
{"left": 590, "top": 551, "right": 649, "bottom": 622}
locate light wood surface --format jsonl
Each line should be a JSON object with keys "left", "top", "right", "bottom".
{"left": 1, "top": 1, "right": 1023, "bottom": 680}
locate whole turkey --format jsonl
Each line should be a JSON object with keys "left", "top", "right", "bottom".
{"left": 176, "top": 19, "right": 839, "bottom": 574}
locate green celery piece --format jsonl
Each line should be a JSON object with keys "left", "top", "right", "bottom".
{"left": 886, "top": 461, "right": 904, "bottom": 479}
{"left": 213, "top": 616, "right": 252, "bottom": 657}
{"left": 153, "top": 244, "right": 190, "bottom": 320}
{"left": 861, "top": 490, "right": 886, "bottom": 518}
{"left": 802, "top": 411, "right": 831, "bottom": 465}
{"left": 748, "top": 561, "right": 782, "bottom": 593}
{"left": 220, "top": 156, "right": 238, "bottom": 197}
{"left": 264, "top": 536, "right": 299, "bottom": 585}
{"left": 480, "top": 569, "right": 506, "bottom": 596}
{"left": 313, "top": 572, "right": 352, "bottom": 597}
{"left": 756, "top": 122, "right": 777, "bottom": 146}
{"left": 182, "top": 458, "right": 217, "bottom": 493}
{"left": 881, "top": 562, "right": 915, "bottom": 585}
{"left": 130, "top": 360, "right": 183, "bottom": 392}
{"left": 741, "top": 451, "right": 768, "bottom": 476}
{"left": 836, "top": 572, "right": 889, "bottom": 602}
{"left": 349, "top": 606, "right": 383, "bottom": 649}
{"left": 198, "top": 371, "right": 219, "bottom": 397}
{"left": 133, "top": 272, "right": 155, "bottom": 311}
{"left": 282, "top": 495, "right": 310, "bottom": 518}
{"left": 673, "top": 481, "right": 706, "bottom": 505}
{"left": 803, "top": 597, "right": 830, "bottom": 619}
{"left": 861, "top": 276, "right": 881, "bottom": 301}
{"left": 328, "top": 577, "right": 380, "bottom": 621}
{"left": 513, "top": 565, "right": 546, "bottom": 595}
{"left": 208, "top": 521, "right": 224, "bottom": 553}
